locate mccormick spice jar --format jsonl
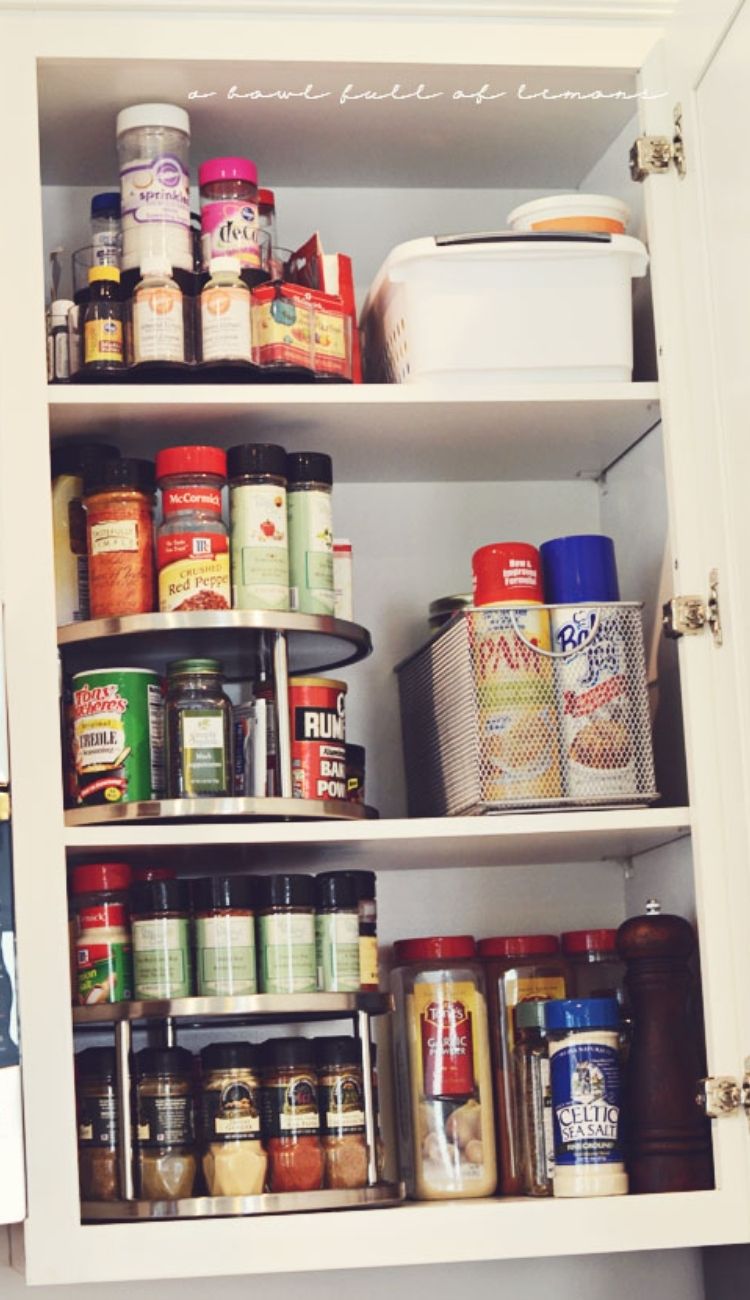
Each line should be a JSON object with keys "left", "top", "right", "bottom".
{"left": 76, "top": 1047, "right": 119, "bottom": 1201}
{"left": 227, "top": 442, "right": 289, "bottom": 611}
{"left": 200, "top": 1042, "right": 267, "bottom": 1196}
{"left": 70, "top": 667, "right": 164, "bottom": 806}
{"left": 199, "top": 156, "right": 260, "bottom": 270}
{"left": 155, "top": 445, "right": 230, "bottom": 613}
{"left": 165, "top": 658, "right": 233, "bottom": 798}
{"left": 479, "top": 934, "right": 568, "bottom": 1196}
{"left": 261, "top": 1037, "right": 325, "bottom": 1192}
{"left": 391, "top": 936, "right": 497, "bottom": 1200}
{"left": 315, "top": 1036, "right": 368, "bottom": 1190}
{"left": 134, "top": 1047, "right": 197, "bottom": 1200}
{"left": 71, "top": 861, "right": 133, "bottom": 1006}
{"left": 83, "top": 458, "right": 155, "bottom": 618}
{"left": 289, "top": 676, "right": 347, "bottom": 802}
{"left": 314, "top": 872, "right": 360, "bottom": 992}
{"left": 131, "top": 878, "right": 193, "bottom": 1000}
{"left": 193, "top": 875, "right": 257, "bottom": 996}
{"left": 286, "top": 452, "right": 335, "bottom": 615}
{"left": 256, "top": 874, "right": 317, "bottom": 994}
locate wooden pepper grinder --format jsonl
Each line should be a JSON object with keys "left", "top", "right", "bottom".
{"left": 617, "top": 900, "right": 714, "bottom": 1193}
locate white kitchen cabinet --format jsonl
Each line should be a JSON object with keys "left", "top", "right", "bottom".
{"left": 0, "top": 0, "right": 749, "bottom": 1287}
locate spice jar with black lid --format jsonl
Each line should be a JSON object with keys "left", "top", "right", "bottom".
{"left": 131, "top": 879, "right": 193, "bottom": 1001}
{"left": 341, "top": 870, "right": 378, "bottom": 990}
{"left": 200, "top": 1041, "right": 267, "bottom": 1196}
{"left": 261, "top": 1037, "right": 324, "bottom": 1192}
{"left": 227, "top": 442, "right": 290, "bottom": 612}
{"left": 193, "top": 875, "right": 257, "bottom": 997}
{"left": 257, "top": 874, "right": 317, "bottom": 994}
{"left": 76, "top": 1047, "right": 119, "bottom": 1202}
{"left": 315, "top": 872, "right": 360, "bottom": 993}
{"left": 315, "top": 1036, "right": 368, "bottom": 1190}
{"left": 134, "top": 1046, "right": 197, "bottom": 1200}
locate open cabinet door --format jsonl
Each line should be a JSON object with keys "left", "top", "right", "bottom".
{"left": 638, "top": 0, "right": 750, "bottom": 1236}
{"left": 0, "top": 611, "right": 24, "bottom": 1226}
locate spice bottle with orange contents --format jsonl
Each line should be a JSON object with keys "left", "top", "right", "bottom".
{"left": 155, "top": 446, "right": 231, "bottom": 613}
{"left": 478, "top": 934, "right": 568, "bottom": 1196}
{"left": 83, "top": 458, "right": 155, "bottom": 618}
{"left": 260, "top": 1037, "right": 325, "bottom": 1192}
{"left": 391, "top": 936, "right": 496, "bottom": 1200}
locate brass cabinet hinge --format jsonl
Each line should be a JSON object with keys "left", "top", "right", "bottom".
{"left": 630, "top": 104, "right": 686, "bottom": 181}
{"left": 697, "top": 1065, "right": 750, "bottom": 1125}
{"left": 663, "top": 569, "right": 722, "bottom": 646}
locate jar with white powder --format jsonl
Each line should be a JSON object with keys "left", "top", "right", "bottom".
{"left": 117, "top": 104, "right": 192, "bottom": 274}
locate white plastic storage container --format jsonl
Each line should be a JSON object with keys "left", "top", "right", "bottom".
{"left": 361, "top": 233, "right": 648, "bottom": 387}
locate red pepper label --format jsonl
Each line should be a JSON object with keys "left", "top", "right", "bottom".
{"left": 420, "top": 995, "right": 475, "bottom": 1097}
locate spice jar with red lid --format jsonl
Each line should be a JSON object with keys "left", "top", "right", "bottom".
{"left": 391, "top": 935, "right": 496, "bottom": 1200}
{"left": 70, "top": 862, "right": 133, "bottom": 1007}
{"left": 155, "top": 445, "right": 230, "bottom": 613}
{"left": 562, "top": 928, "right": 626, "bottom": 1004}
{"left": 478, "top": 933, "right": 568, "bottom": 1196}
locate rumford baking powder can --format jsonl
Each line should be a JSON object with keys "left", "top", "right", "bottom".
{"left": 290, "top": 676, "right": 347, "bottom": 801}
{"left": 71, "top": 667, "right": 164, "bottom": 805}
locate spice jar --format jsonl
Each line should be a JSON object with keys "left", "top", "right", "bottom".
{"left": 131, "top": 878, "right": 192, "bottom": 1000}
{"left": 342, "top": 870, "right": 377, "bottom": 990}
{"left": 76, "top": 1047, "right": 119, "bottom": 1201}
{"left": 227, "top": 442, "right": 289, "bottom": 612}
{"left": 345, "top": 743, "right": 365, "bottom": 805}
{"left": 286, "top": 452, "right": 335, "bottom": 616}
{"left": 513, "top": 1000, "right": 554, "bottom": 1197}
{"left": 479, "top": 934, "right": 567, "bottom": 1196}
{"left": 261, "top": 1038, "right": 325, "bottom": 1192}
{"left": 315, "top": 871, "right": 360, "bottom": 992}
{"left": 200, "top": 257, "right": 252, "bottom": 364}
{"left": 562, "top": 929, "right": 626, "bottom": 1004}
{"left": 155, "top": 445, "right": 230, "bottom": 613}
{"left": 257, "top": 874, "right": 317, "bottom": 994}
{"left": 199, "top": 157, "right": 260, "bottom": 270}
{"left": 131, "top": 258, "right": 185, "bottom": 365}
{"left": 71, "top": 861, "right": 133, "bottom": 1006}
{"left": 165, "top": 658, "right": 233, "bottom": 798}
{"left": 315, "top": 1036, "right": 368, "bottom": 1189}
{"left": 200, "top": 1042, "right": 267, "bottom": 1196}
{"left": 51, "top": 441, "right": 119, "bottom": 626}
{"left": 258, "top": 189, "right": 277, "bottom": 273}
{"left": 84, "top": 265, "right": 125, "bottom": 371}
{"left": 90, "top": 191, "right": 122, "bottom": 267}
{"left": 391, "top": 935, "right": 497, "bottom": 1200}
{"left": 117, "top": 104, "right": 192, "bottom": 274}
{"left": 545, "top": 997, "right": 627, "bottom": 1198}
{"left": 193, "top": 875, "right": 257, "bottom": 996}
{"left": 83, "top": 458, "right": 155, "bottom": 619}
{"left": 48, "top": 299, "right": 74, "bottom": 382}
{"left": 135, "top": 1046, "right": 197, "bottom": 1200}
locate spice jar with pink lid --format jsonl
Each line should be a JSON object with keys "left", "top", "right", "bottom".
{"left": 199, "top": 157, "right": 260, "bottom": 270}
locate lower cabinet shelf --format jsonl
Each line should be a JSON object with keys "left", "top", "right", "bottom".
{"left": 81, "top": 1183, "right": 405, "bottom": 1221}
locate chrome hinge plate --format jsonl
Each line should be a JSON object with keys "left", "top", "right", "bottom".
{"left": 630, "top": 104, "right": 686, "bottom": 181}
{"left": 663, "top": 568, "right": 722, "bottom": 646}
{"left": 697, "top": 1064, "right": 750, "bottom": 1127}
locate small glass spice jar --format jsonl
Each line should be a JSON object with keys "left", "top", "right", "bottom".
{"left": 193, "top": 875, "right": 258, "bottom": 996}
{"left": 227, "top": 442, "right": 290, "bottom": 612}
{"left": 257, "top": 874, "right": 317, "bottom": 994}
{"left": 315, "top": 1036, "right": 368, "bottom": 1190}
{"left": 315, "top": 871, "right": 360, "bottom": 992}
{"left": 83, "top": 264, "right": 125, "bottom": 372}
{"left": 130, "top": 878, "right": 193, "bottom": 1000}
{"left": 200, "top": 257, "right": 252, "bottom": 364}
{"left": 261, "top": 1037, "right": 325, "bottom": 1192}
{"left": 83, "top": 457, "right": 155, "bottom": 619}
{"left": 76, "top": 1047, "right": 119, "bottom": 1202}
{"left": 562, "top": 929, "right": 627, "bottom": 1004}
{"left": 200, "top": 1041, "right": 267, "bottom": 1196}
{"left": 71, "top": 861, "right": 133, "bottom": 1006}
{"left": 155, "top": 445, "right": 230, "bottom": 614}
{"left": 165, "top": 658, "right": 233, "bottom": 798}
{"left": 513, "top": 1000, "right": 554, "bottom": 1197}
{"left": 341, "top": 870, "right": 378, "bottom": 990}
{"left": 199, "top": 156, "right": 260, "bottom": 270}
{"left": 134, "top": 1046, "right": 197, "bottom": 1200}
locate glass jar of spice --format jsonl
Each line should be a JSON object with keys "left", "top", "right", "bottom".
{"left": 135, "top": 1046, "right": 197, "bottom": 1200}
{"left": 83, "top": 457, "right": 155, "bottom": 619}
{"left": 286, "top": 451, "right": 335, "bottom": 616}
{"left": 71, "top": 861, "right": 133, "bottom": 1006}
{"left": 562, "top": 929, "right": 626, "bottom": 1004}
{"left": 200, "top": 1041, "right": 267, "bottom": 1196}
{"left": 76, "top": 1047, "right": 119, "bottom": 1202}
{"left": 261, "top": 1037, "right": 325, "bottom": 1192}
{"left": 227, "top": 442, "right": 290, "bottom": 612}
{"left": 257, "top": 874, "right": 317, "bottom": 994}
{"left": 315, "top": 1036, "right": 368, "bottom": 1190}
{"left": 131, "top": 878, "right": 193, "bottom": 1000}
{"left": 155, "top": 445, "right": 230, "bottom": 614}
{"left": 342, "top": 870, "right": 378, "bottom": 990}
{"left": 165, "top": 658, "right": 233, "bottom": 798}
{"left": 193, "top": 874, "right": 258, "bottom": 996}
{"left": 83, "top": 265, "right": 125, "bottom": 371}
{"left": 513, "top": 1000, "right": 554, "bottom": 1197}
{"left": 315, "top": 871, "right": 360, "bottom": 992}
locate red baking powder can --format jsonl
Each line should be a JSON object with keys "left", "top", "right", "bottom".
{"left": 289, "top": 676, "right": 347, "bottom": 802}
{"left": 472, "top": 542, "right": 544, "bottom": 606}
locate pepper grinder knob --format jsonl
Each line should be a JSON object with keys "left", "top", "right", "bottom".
{"left": 645, "top": 898, "right": 662, "bottom": 915}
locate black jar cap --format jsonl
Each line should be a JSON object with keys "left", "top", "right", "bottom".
{"left": 314, "top": 1036, "right": 362, "bottom": 1069}
{"left": 75, "top": 1047, "right": 116, "bottom": 1079}
{"left": 136, "top": 1046, "right": 193, "bottom": 1076}
{"left": 345, "top": 744, "right": 366, "bottom": 765}
{"left": 339, "top": 870, "right": 376, "bottom": 902}
{"left": 51, "top": 442, "right": 120, "bottom": 479}
{"left": 256, "top": 874, "right": 314, "bottom": 910}
{"left": 200, "top": 1041, "right": 258, "bottom": 1071}
{"left": 260, "top": 1037, "right": 314, "bottom": 1069}
{"left": 83, "top": 456, "right": 155, "bottom": 496}
{"left": 315, "top": 871, "right": 357, "bottom": 911}
{"left": 227, "top": 443, "right": 287, "bottom": 481}
{"left": 286, "top": 451, "right": 333, "bottom": 487}
{"left": 130, "top": 878, "right": 190, "bottom": 916}
{"left": 192, "top": 875, "right": 257, "bottom": 913}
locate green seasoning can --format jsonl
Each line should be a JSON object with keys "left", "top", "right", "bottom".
{"left": 165, "top": 658, "right": 233, "bottom": 798}
{"left": 71, "top": 667, "right": 164, "bottom": 805}
{"left": 257, "top": 874, "right": 317, "bottom": 994}
{"left": 131, "top": 879, "right": 193, "bottom": 1000}
{"left": 286, "top": 451, "right": 335, "bottom": 616}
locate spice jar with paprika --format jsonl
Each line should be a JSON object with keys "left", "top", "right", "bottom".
{"left": 261, "top": 1037, "right": 325, "bottom": 1192}
{"left": 83, "top": 458, "right": 155, "bottom": 619}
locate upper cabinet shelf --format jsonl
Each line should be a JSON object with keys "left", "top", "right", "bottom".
{"left": 48, "top": 382, "right": 659, "bottom": 482}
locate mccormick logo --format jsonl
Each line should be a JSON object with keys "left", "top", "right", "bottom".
{"left": 73, "top": 683, "right": 127, "bottom": 717}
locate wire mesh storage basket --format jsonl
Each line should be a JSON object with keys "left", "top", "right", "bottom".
{"left": 396, "top": 603, "right": 657, "bottom": 816}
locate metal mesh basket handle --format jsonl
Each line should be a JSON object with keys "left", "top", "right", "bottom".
{"left": 509, "top": 607, "right": 603, "bottom": 659}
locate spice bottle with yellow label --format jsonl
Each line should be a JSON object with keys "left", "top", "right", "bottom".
{"left": 84, "top": 265, "right": 125, "bottom": 372}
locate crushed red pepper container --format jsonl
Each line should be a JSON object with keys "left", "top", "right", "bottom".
{"left": 155, "top": 445, "right": 230, "bottom": 613}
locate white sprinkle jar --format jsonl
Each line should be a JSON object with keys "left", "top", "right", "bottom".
{"left": 117, "top": 103, "right": 192, "bottom": 274}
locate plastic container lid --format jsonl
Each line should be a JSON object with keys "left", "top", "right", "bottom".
{"left": 50, "top": 299, "right": 75, "bottom": 325}
{"left": 507, "top": 193, "right": 630, "bottom": 234}
{"left": 75, "top": 1047, "right": 117, "bottom": 1079}
{"left": 286, "top": 451, "right": 333, "bottom": 487}
{"left": 544, "top": 996, "right": 620, "bottom": 1031}
{"left": 260, "top": 1036, "right": 314, "bottom": 1069}
{"left": 515, "top": 1000, "right": 548, "bottom": 1030}
{"left": 51, "top": 442, "right": 120, "bottom": 478}
{"left": 88, "top": 265, "right": 121, "bottom": 284}
{"left": 540, "top": 534, "right": 620, "bottom": 604}
{"left": 340, "top": 868, "right": 375, "bottom": 899}
{"left": 116, "top": 103, "right": 190, "bottom": 137}
{"left": 314, "top": 1036, "right": 362, "bottom": 1068}
{"left": 209, "top": 256, "right": 242, "bottom": 276}
{"left": 561, "top": 928, "right": 618, "bottom": 955}
{"left": 132, "top": 865, "right": 176, "bottom": 883}
{"left": 130, "top": 878, "right": 190, "bottom": 916}
{"left": 344, "top": 746, "right": 366, "bottom": 766}
{"left": 91, "top": 192, "right": 121, "bottom": 219}
{"left": 139, "top": 256, "right": 173, "bottom": 278}
{"left": 315, "top": 871, "right": 358, "bottom": 911}
{"left": 257, "top": 874, "right": 315, "bottom": 910}
{"left": 83, "top": 456, "right": 155, "bottom": 496}
{"left": 135, "top": 1046, "right": 193, "bottom": 1076}
{"left": 71, "top": 862, "right": 132, "bottom": 895}
{"left": 472, "top": 542, "right": 543, "bottom": 606}
{"left": 200, "top": 1041, "right": 259, "bottom": 1071}
{"left": 478, "top": 935, "right": 560, "bottom": 959}
{"left": 226, "top": 443, "right": 287, "bottom": 481}
{"left": 393, "top": 935, "right": 476, "bottom": 963}
{"left": 192, "top": 875, "right": 257, "bottom": 913}
{"left": 167, "top": 657, "right": 223, "bottom": 677}
{"left": 258, "top": 188, "right": 275, "bottom": 210}
{"left": 199, "top": 157, "right": 258, "bottom": 187}
{"left": 155, "top": 445, "right": 227, "bottom": 481}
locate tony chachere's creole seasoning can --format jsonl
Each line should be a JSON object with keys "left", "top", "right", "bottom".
{"left": 290, "top": 677, "right": 347, "bottom": 802}
{"left": 545, "top": 997, "right": 627, "bottom": 1198}
{"left": 71, "top": 668, "right": 164, "bottom": 805}
{"left": 468, "top": 609, "right": 561, "bottom": 804}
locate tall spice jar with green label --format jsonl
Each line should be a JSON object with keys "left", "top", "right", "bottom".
{"left": 287, "top": 452, "right": 335, "bottom": 615}
{"left": 131, "top": 879, "right": 193, "bottom": 1000}
{"left": 193, "top": 875, "right": 257, "bottom": 996}
{"left": 257, "top": 874, "right": 317, "bottom": 993}
{"left": 227, "top": 443, "right": 289, "bottom": 610}
{"left": 315, "top": 872, "right": 361, "bottom": 992}
{"left": 165, "top": 658, "right": 233, "bottom": 798}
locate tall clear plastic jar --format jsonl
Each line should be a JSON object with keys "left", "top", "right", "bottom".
{"left": 117, "top": 103, "right": 192, "bottom": 273}
{"left": 391, "top": 935, "right": 497, "bottom": 1200}
{"left": 562, "top": 929, "right": 626, "bottom": 1004}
